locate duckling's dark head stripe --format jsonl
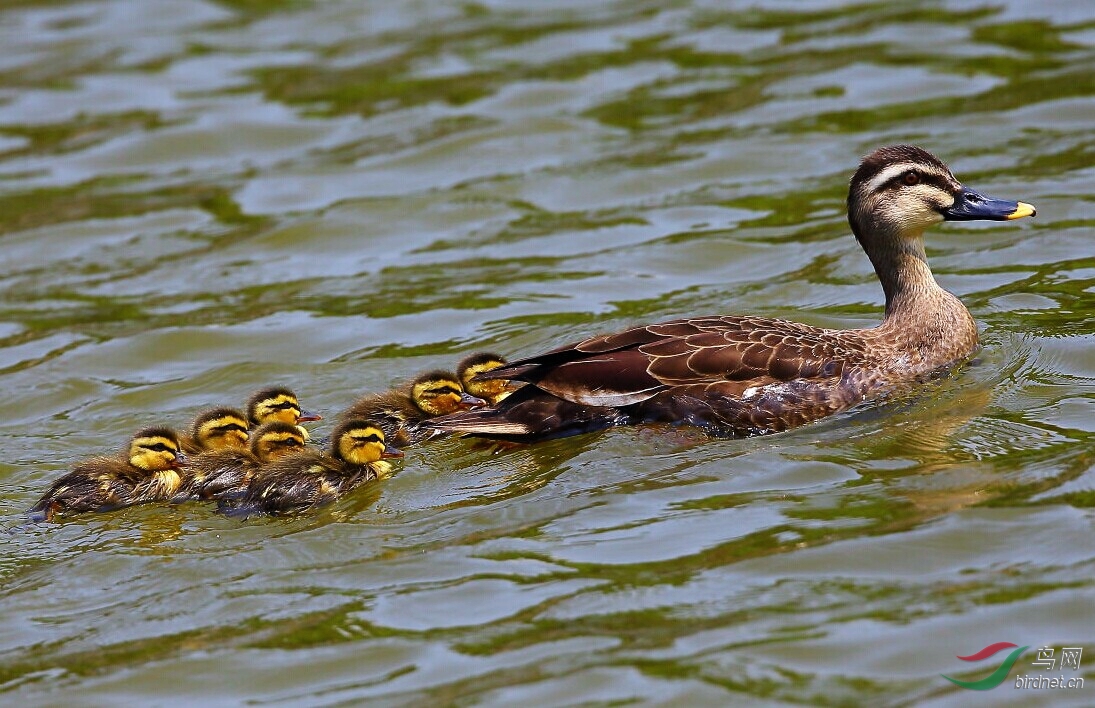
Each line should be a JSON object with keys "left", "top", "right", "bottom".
{"left": 457, "top": 352, "right": 507, "bottom": 374}
{"left": 132, "top": 426, "right": 180, "bottom": 449}
{"left": 412, "top": 370, "right": 463, "bottom": 387}
{"left": 247, "top": 387, "right": 301, "bottom": 417}
{"left": 192, "top": 408, "right": 249, "bottom": 436}
{"left": 250, "top": 421, "right": 305, "bottom": 441}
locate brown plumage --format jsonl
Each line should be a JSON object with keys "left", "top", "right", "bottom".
{"left": 338, "top": 370, "right": 486, "bottom": 446}
{"left": 28, "top": 427, "right": 184, "bottom": 522}
{"left": 427, "top": 146, "right": 1036, "bottom": 443}
{"left": 180, "top": 407, "right": 250, "bottom": 454}
{"left": 180, "top": 421, "right": 306, "bottom": 500}
{"left": 239, "top": 419, "right": 403, "bottom": 515}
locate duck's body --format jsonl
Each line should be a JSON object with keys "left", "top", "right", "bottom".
{"left": 181, "top": 421, "right": 306, "bottom": 500}
{"left": 241, "top": 420, "right": 403, "bottom": 515}
{"left": 180, "top": 407, "right": 250, "bottom": 455}
{"left": 428, "top": 146, "right": 1035, "bottom": 443}
{"left": 339, "top": 370, "right": 485, "bottom": 446}
{"left": 29, "top": 427, "right": 184, "bottom": 522}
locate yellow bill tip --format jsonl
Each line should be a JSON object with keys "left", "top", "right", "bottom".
{"left": 1007, "top": 202, "right": 1036, "bottom": 220}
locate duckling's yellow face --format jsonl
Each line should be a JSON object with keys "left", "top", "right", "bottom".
{"left": 252, "top": 393, "right": 304, "bottom": 426}
{"left": 195, "top": 414, "right": 249, "bottom": 451}
{"left": 128, "top": 434, "right": 182, "bottom": 472}
{"left": 460, "top": 359, "right": 509, "bottom": 402}
{"left": 336, "top": 425, "right": 397, "bottom": 466}
{"left": 251, "top": 426, "right": 307, "bottom": 463}
{"left": 411, "top": 376, "right": 483, "bottom": 416}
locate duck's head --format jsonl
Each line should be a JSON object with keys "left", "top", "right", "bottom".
{"left": 248, "top": 421, "right": 308, "bottom": 463}
{"left": 410, "top": 370, "right": 487, "bottom": 416}
{"left": 190, "top": 407, "right": 249, "bottom": 452}
{"left": 330, "top": 419, "right": 404, "bottom": 467}
{"left": 128, "top": 427, "right": 183, "bottom": 472}
{"left": 457, "top": 352, "right": 517, "bottom": 404}
{"left": 247, "top": 387, "right": 322, "bottom": 427}
{"left": 847, "top": 145, "right": 1035, "bottom": 301}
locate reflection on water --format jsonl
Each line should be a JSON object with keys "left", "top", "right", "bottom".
{"left": 1, "top": 0, "right": 1094, "bottom": 704}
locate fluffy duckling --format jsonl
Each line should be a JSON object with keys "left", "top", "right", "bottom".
{"left": 339, "top": 370, "right": 486, "bottom": 446}
{"left": 180, "top": 421, "right": 306, "bottom": 500}
{"left": 241, "top": 419, "right": 403, "bottom": 515}
{"left": 180, "top": 407, "right": 250, "bottom": 455}
{"left": 28, "top": 427, "right": 183, "bottom": 522}
{"left": 247, "top": 386, "right": 322, "bottom": 440}
{"left": 457, "top": 352, "right": 521, "bottom": 405}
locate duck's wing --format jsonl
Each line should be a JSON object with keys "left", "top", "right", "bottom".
{"left": 481, "top": 316, "right": 866, "bottom": 407}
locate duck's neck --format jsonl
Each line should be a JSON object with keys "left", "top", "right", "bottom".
{"left": 863, "top": 228, "right": 978, "bottom": 365}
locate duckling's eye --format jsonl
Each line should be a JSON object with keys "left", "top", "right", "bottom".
{"left": 147, "top": 443, "right": 174, "bottom": 453}
{"left": 902, "top": 171, "right": 920, "bottom": 186}
{"left": 429, "top": 386, "right": 460, "bottom": 396}
{"left": 354, "top": 434, "right": 382, "bottom": 444}
{"left": 214, "top": 424, "right": 247, "bottom": 434}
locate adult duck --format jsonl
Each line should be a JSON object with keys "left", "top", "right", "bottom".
{"left": 427, "top": 146, "right": 1036, "bottom": 442}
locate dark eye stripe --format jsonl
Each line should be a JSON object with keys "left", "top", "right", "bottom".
{"left": 214, "top": 424, "right": 248, "bottom": 434}
{"left": 428, "top": 386, "right": 461, "bottom": 396}
{"left": 146, "top": 443, "right": 176, "bottom": 453}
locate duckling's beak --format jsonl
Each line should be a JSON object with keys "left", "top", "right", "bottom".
{"left": 171, "top": 453, "right": 187, "bottom": 469}
{"left": 458, "top": 392, "right": 487, "bottom": 409}
{"left": 297, "top": 410, "right": 322, "bottom": 423}
{"left": 942, "top": 188, "right": 1036, "bottom": 221}
{"left": 381, "top": 443, "right": 404, "bottom": 459}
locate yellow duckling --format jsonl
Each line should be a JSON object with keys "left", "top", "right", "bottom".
{"left": 28, "top": 427, "right": 184, "bottom": 522}
{"left": 241, "top": 419, "right": 403, "bottom": 515}
{"left": 181, "top": 421, "right": 306, "bottom": 500}
{"left": 247, "top": 386, "right": 322, "bottom": 441}
{"left": 179, "top": 407, "right": 250, "bottom": 455}
{"left": 339, "top": 370, "right": 485, "bottom": 447}
{"left": 456, "top": 352, "right": 521, "bottom": 405}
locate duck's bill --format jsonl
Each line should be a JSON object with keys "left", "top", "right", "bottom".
{"left": 297, "top": 410, "right": 322, "bottom": 422}
{"left": 381, "top": 444, "right": 405, "bottom": 459}
{"left": 943, "top": 188, "right": 1036, "bottom": 221}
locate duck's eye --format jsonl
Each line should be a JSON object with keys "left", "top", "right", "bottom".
{"left": 902, "top": 171, "right": 920, "bottom": 186}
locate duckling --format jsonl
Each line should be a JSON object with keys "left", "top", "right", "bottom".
{"left": 180, "top": 421, "right": 306, "bottom": 500}
{"left": 241, "top": 419, "right": 403, "bottom": 515}
{"left": 456, "top": 352, "right": 521, "bottom": 405}
{"left": 428, "top": 145, "right": 1036, "bottom": 443}
{"left": 339, "top": 370, "right": 486, "bottom": 447}
{"left": 28, "top": 427, "right": 184, "bottom": 522}
{"left": 247, "top": 386, "right": 322, "bottom": 440}
{"left": 179, "top": 407, "right": 250, "bottom": 454}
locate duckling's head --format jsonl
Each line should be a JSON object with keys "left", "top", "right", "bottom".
{"left": 247, "top": 386, "right": 322, "bottom": 427}
{"left": 848, "top": 145, "right": 1035, "bottom": 245}
{"left": 410, "top": 370, "right": 487, "bottom": 416}
{"left": 330, "top": 419, "right": 404, "bottom": 468}
{"left": 128, "top": 427, "right": 183, "bottom": 472}
{"left": 249, "top": 421, "right": 308, "bottom": 463}
{"left": 190, "top": 407, "right": 249, "bottom": 452}
{"left": 457, "top": 352, "right": 515, "bottom": 404}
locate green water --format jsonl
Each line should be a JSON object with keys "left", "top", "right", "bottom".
{"left": 1, "top": 1, "right": 1093, "bottom": 705}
